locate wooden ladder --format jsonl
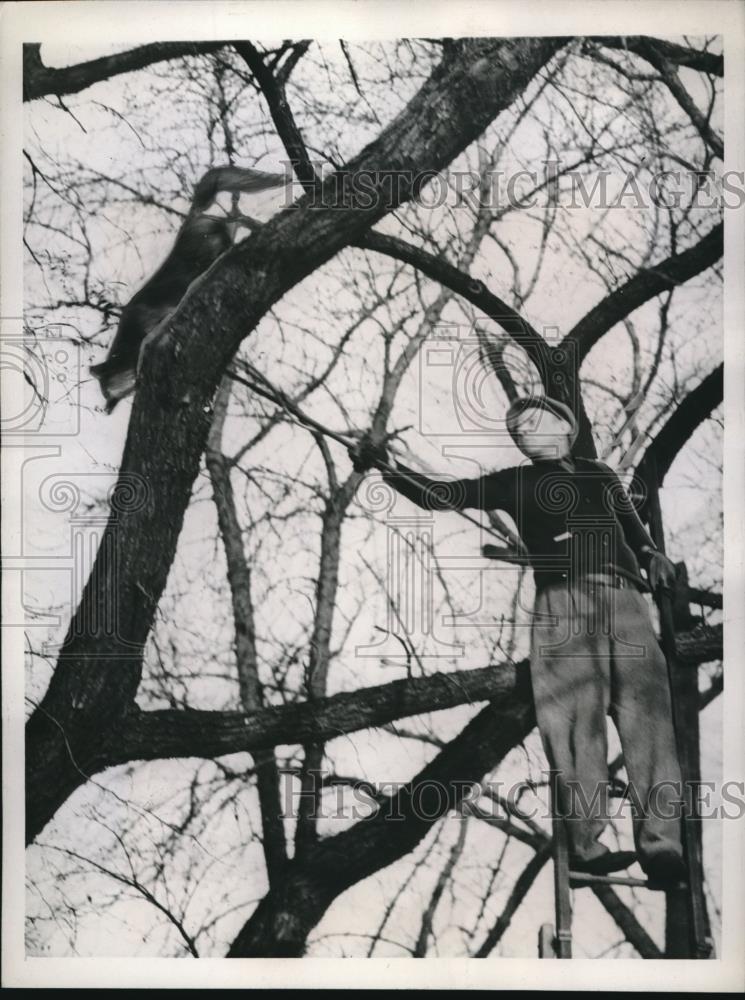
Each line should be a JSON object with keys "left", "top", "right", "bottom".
{"left": 538, "top": 778, "right": 713, "bottom": 959}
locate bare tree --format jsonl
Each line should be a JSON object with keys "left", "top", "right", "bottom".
{"left": 22, "top": 35, "right": 723, "bottom": 958}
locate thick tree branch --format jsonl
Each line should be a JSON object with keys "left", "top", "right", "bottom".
{"left": 104, "top": 619, "right": 720, "bottom": 768}
{"left": 113, "top": 660, "right": 524, "bottom": 766}
{"left": 687, "top": 586, "right": 722, "bottom": 611}
{"left": 635, "top": 364, "right": 723, "bottom": 490}
{"left": 358, "top": 229, "right": 597, "bottom": 456}
{"left": 563, "top": 224, "right": 723, "bottom": 365}
{"left": 358, "top": 230, "right": 549, "bottom": 370}
{"left": 596, "top": 37, "right": 723, "bottom": 77}
{"left": 23, "top": 41, "right": 229, "bottom": 102}
{"left": 674, "top": 624, "right": 722, "bottom": 666}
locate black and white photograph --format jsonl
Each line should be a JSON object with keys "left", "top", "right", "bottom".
{"left": 2, "top": 0, "right": 744, "bottom": 990}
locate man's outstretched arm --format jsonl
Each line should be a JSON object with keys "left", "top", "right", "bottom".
{"left": 349, "top": 439, "right": 507, "bottom": 512}
{"left": 383, "top": 459, "right": 487, "bottom": 511}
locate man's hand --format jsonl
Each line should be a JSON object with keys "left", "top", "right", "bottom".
{"left": 348, "top": 435, "right": 389, "bottom": 474}
{"left": 647, "top": 551, "right": 677, "bottom": 593}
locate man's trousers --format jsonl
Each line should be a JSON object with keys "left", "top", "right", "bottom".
{"left": 529, "top": 576, "right": 684, "bottom": 870}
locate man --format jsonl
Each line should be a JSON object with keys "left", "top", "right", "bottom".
{"left": 350, "top": 396, "right": 687, "bottom": 886}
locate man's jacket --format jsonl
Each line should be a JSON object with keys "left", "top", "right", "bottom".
{"left": 383, "top": 456, "right": 656, "bottom": 591}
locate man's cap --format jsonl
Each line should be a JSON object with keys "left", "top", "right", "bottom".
{"left": 505, "top": 396, "right": 579, "bottom": 437}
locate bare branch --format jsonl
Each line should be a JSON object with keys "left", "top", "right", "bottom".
{"left": 414, "top": 818, "right": 469, "bottom": 955}
{"left": 205, "top": 379, "right": 288, "bottom": 883}
{"left": 474, "top": 841, "right": 553, "bottom": 956}
{"left": 563, "top": 224, "right": 722, "bottom": 365}
{"left": 635, "top": 40, "right": 723, "bottom": 159}
{"left": 233, "top": 41, "right": 317, "bottom": 191}
{"left": 596, "top": 37, "right": 723, "bottom": 77}
{"left": 23, "top": 41, "right": 229, "bottom": 102}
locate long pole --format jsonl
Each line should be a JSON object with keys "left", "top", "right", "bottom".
{"left": 646, "top": 455, "right": 713, "bottom": 960}
{"left": 229, "top": 363, "right": 516, "bottom": 546}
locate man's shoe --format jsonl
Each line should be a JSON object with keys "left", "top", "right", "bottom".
{"left": 642, "top": 850, "right": 688, "bottom": 891}
{"left": 569, "top": 850, "right": 637, "bottom": 876}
